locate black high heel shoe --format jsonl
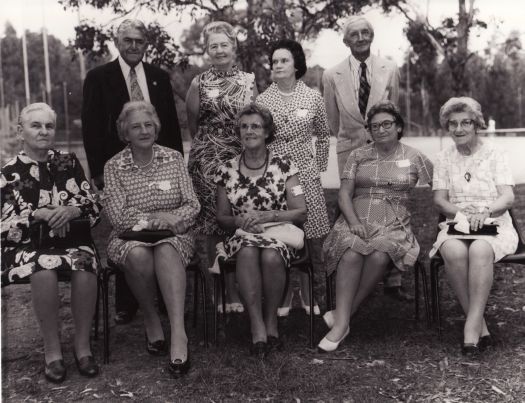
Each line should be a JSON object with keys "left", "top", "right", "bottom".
{"left": 146, "top": 333, "right": 167, "bottom": 356}
{"left": 44, "top": 359, "right": 66, "bottom": 383}
{"left": 461, "top": 342, "right": 480, "bottom": 357}
{"left": 168, "top": 352, "right": 191, "bottom": 378}
{"left": 74, "top": 352, "right": 99, "bottom": 377}
{"left": 479, "top": 334, "right": 495, "bottom": 351}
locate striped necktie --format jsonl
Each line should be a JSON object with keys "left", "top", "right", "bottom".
{"left": 129, "top": 67, "right": 144, "bottom": 101}
{"left": 358, "top": 62, "right": 370, "bottom": 119}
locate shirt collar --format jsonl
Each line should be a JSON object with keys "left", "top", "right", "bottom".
{"left": 349, "top": 54, "right": 372, "bottom": 72}
{"left": 116, "top": 144, "right": 174, "bottom": 171}
{"left": 118, "top": 56, "right": 144, "bottom": 78}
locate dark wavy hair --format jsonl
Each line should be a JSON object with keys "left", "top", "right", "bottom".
{"left": 269, "top": 39, "right": 307, "bottom": 79}
{"left": 366, "top": 100, "right": 405, "bottom": 139}
{"left": 235, "top": 103, "right": 276, "bottom": 144}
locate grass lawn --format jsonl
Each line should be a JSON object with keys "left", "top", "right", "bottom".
{"left": 2, "top": 186, "right": 525, "bottom": 402}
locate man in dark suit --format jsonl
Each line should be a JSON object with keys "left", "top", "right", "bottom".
{"left": 82, "top": 19, "right": 183, "bottom": 324}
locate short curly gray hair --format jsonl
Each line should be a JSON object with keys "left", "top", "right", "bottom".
{"left": 18, "top": 102, "right": 57, "bottom": 126}
{"left": 236, "top": 103, "right": 276, "bottom": 144}
{"left": 202, "top": 21, "right": 237, "bottom": 51}
{"left": 439, "top": 97, "right": 486, "bottom": 130}
{"left": 116, "top": 101, "right": 160, "bottom": 143}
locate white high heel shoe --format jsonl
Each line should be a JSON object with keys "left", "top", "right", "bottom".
{"left": 317, "top": 327, "right": 350, "bottom": 353}
{"left": 277, "top": 291, "right": 294, "bottom": 317}
{"left": 323, "top": 310, "right": 335, "bottom": 329}
{"left": 298, "top": 290, "right": 320, "bottom": 316}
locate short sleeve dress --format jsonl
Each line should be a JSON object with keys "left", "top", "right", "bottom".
{"left": 323, "top": 143, "right": 433, "bottom": 276}
{"left": 257, "top": 81, "right": 330, "bottom": 239}
{"left": 1, "top": 150, "right": 101, "bottom": 286}
{"left": 214, "top": 153, "right": 299, "bottom": 267}
{"left": 188, "top": 66, "right": 255, "bottom": 235}
{"left": 103, "top": 144, "right": 200, "bottom": 267}
{"left": 428, "top": 140, "right": 518, "bottom": 262}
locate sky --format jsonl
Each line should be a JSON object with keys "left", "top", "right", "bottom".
{"left": 1, "top": 0, "right": 524, "bottom": 68}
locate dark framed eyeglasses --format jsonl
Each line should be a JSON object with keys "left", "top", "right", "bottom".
{"left": 369, "top": 120, "right": 396, "bottom": 132}
{"left": 240, "top": 123, "right": 264, "bottom": 131}
{"left": 447, "top": 119, "right": 474, "bottom": 130}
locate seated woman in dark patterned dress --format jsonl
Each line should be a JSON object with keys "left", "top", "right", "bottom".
{"left": 103, "top": 101, "right": 200, "bottom": 378}
{"left": 318, "top": 101, "right": 433, "bottom": 353}
{"left": 1, "top": 103, "right": 101, "bottom": 383}
{"left": 215, "top": 104, "right": 307, "bottom": 357}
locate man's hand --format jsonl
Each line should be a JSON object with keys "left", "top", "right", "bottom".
{"left": 34, "top": 206, "right": 81, "bottom": 230}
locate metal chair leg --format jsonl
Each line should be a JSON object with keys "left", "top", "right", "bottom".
{"left": 192, "top": 268, "right": 199, "bottom": 328}
{"left": 102, "top": 270, "right": 110, "bottom": 364}
{"left": 308, "top": 266, "right": 314, "bottom": 349}
{"left": 414, "top": 261, "right": 420, "bottom": 322}
{"left": 213, "top": 275, "right": 219, "bottom": 346}
{"left": 198, "top": 270, "right": 208, "bottom": 347}
{"left": 420, "top": 262, "right": 431, "bottom": 327}
{"left": 93, "top": 278, "right": 100, "bottom": 340}
{"left": 325, "top": 272, "right": 333, "bottom": 312}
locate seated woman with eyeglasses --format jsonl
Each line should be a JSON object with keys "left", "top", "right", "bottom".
{"left": 430, "top": 97, "right": 518, "bottom": 356}
{"left": 319, "top": 100, "right": 433, "bottom": 353}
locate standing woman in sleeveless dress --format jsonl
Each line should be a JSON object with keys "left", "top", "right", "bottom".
{"left": 257, "top": 39, "right": 331, "bottom": 315}
{"left": 186, "top": 21, "right": 258, "bottom": 310}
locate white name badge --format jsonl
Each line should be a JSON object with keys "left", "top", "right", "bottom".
{"left": 396, "top": 159, "right": 411, "bottom": 168}
{"left": 208, "top": 89, "right": 220, "bottom": 98}
{"left": 296, "top": 108, "right": 308, "bottom": 118}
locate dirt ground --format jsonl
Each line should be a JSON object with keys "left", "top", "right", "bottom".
{"left": 2, "top": 187, "right": 525, "bottom": 402}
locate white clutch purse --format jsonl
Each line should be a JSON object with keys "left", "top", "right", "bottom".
{"left": 235, "top": 221, "right": 305, "bottom": 249}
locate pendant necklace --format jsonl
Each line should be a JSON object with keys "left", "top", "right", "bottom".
{"left": 242, "top": 149, "right": 269, "bottom": 170}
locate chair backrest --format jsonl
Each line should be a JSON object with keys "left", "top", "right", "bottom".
{"left": 508, "top": 208, "right": 525, "bottom": 254}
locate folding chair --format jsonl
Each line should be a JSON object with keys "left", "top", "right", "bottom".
{"left": 100, "top": 255, "right": 208, "bottom": 363}
{"left": 213, "top": 242, "right": 316, "bottom": 348}
{"left": 325, "top": 259, "right": 431, "bottom": 325}
{"left": 429, "top": 208, "right": 525, "bottom": 338}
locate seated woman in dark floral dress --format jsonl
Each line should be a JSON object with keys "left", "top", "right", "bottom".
{"left": 1, "top": 103, "right": 101, "bottom": 383}
{"left": 215, "top": 103, "right": 307, "bottom": 357}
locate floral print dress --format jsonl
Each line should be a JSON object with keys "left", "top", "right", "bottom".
{"left": 1, "top": 150, "right": 101, "bottom": 286}
{"left": 214, "top": 154, "right": 299, "bottom": 267}
{"left": 188, "top": 66, "right": 255, "bottom": 235}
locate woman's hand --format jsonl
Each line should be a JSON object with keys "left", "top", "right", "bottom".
{"left": 468, "top": 211, "right": 490, "bottom": 232}
{"left": 349, "top": 222, "right": 367, "bottom": 239}
{"left": 34, "top": 206, "right": 81, "bottom": 229}
{"left": 149, "top": 212, "right": 187, "bottom": 234}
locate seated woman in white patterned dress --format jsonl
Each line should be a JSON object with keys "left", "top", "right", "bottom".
{"left": 1, "top": 103, "right": 101, "bottom": 383}
{"left": 319, "top": 101, "right": 433, "bottom": 353}
{"left": 430, "top": 97, "right": 518, "bottom": 356}
{"left": 103, "top": 101, "right": 200, "bottom": 377}
{"left": 215, "top": 104, "right": 307, "bottom": 357}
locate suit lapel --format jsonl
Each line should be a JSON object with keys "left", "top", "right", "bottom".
{"left": 107, "top": 59, "right": 130, "bottom": 104}
{"left": 369, "top": 55, "right": 388, "bottom": 107}
{"left": 144, "top": 63, "right": 159, "bottom": 106}
{"left": 334, "top": 58, "right": 362, "bottom": 122}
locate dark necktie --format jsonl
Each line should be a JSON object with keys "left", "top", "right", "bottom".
{"left": 358, "top": 62, "right": 370, "bottom": 119}
{"left": 129, "top": 67, "right": 144, "bottom": 101}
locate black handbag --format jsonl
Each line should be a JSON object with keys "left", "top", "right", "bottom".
{"left": 118, "top": 229, "right": 174, "bottom": 243}
{"left": 29, "top": 218, "right": 92, "bottom": 249}
{"left": 446, "top": 222, "right": 499, "bottom": 236}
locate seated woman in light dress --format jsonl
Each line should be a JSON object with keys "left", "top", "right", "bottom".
{"left": 430, "top": 97, "right": 518, "bottom": 356}
{"left": 319, "top": 101, "right": 433, "bottom": 353}
{"left": 103, "top": 101, "right": 200, "bottom": 377}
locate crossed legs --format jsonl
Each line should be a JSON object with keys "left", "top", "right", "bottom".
{"left": 124, "top": 244, "right": 187, "bottom": 361}
{"left": 324, "top": 249, "right": 391, "bottom": 342}
{"left": 235, "top": 247, "right": 286, "bottom": 343}
{"left": 30, "top": 269, "right": 97, "bottom": 364}
{"left": 440, "top": 239, "right": 493, "bottom": 344}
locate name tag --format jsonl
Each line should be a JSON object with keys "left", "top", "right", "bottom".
{"left": 296, "top": 109, "right": 308, "bottom": 118}
{"left": 208, "top": 89, "right": 220, "bottom": 98}
{"left": 396, "top": 159, "right": 410, "bottom": 168}
{"left": 149, "top": 180, "right": 171, "bottom": 191}
{"left": 291, "top": 185, "right": 304, "bottom": 196}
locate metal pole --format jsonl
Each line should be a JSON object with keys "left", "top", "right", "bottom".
{"left": 406, "top": 49, "right": 411, "bottom": 135}
{"left": 63, "top": 81, "right": 70, "bottom": 150}
{"left": 0, "top": 36, "right": 5, "bottom": 109}
{"left": 43, "top": 28, "right": 52, "bottom": 106}
{"left": 22, "top": 30, "right": 30, "bottom": 106}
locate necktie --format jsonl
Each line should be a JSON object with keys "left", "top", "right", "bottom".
{"left": 129, "top": 67, "right": 144, "bottom": 101}
{"left": 358, "top": 62, "right": 370, "bottom": 119}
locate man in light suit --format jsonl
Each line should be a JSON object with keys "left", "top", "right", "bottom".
{"left": 323, "top": 16, "right": 411, "bottom": 301}
{"left": 323, "top": 16, "right": 400, "bottom": 176}
{"left": 82, "top": 19, "right": 183, "bottom": 324}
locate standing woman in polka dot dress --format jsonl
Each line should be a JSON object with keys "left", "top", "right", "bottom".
{"left": 257, "top": 39, "right": 331, "bottom": 315}
{"left": 186, "top": 21, "right": 258, "bottom": 311}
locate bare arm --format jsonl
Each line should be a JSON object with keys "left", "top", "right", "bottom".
{"left": 338, "top": 178, "right": 367, "bottom": 239}
{"left": 185, "top": 76, "right": 200, "bottom": 138}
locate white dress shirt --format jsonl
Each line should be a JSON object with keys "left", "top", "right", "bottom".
{"left": 118, "top": 56, "right": 151, "bottom": 102}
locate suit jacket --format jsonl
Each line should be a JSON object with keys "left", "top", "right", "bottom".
{"left": 81, "top": 59, "right": 183, "bottom": 179}
{"left": 322, "top": 54, "right": 400, "bottom": 175}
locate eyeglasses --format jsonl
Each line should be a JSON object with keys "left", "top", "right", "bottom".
{"left": 240, "top": 123, "right": 264, "bottom": 131}
{"left": 447, "top": 119, "right": 474, "bottom": 130}
{"left": 369, "top": 120, "right": 395, "bottom": 132}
